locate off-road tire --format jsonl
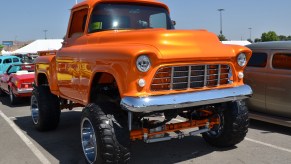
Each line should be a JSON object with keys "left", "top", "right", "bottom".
{"left": 202, "top": 100, "right": 249, "bottom": 147}
{"left": 81, "top": 103, "right": 130, "bottom": 164}
{"left": 30, "top": 85, "right": 60, "bottom": 131}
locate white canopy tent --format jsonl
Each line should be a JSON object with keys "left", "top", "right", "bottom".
{"left": 12, "top": 39, "right": 63, "bottom": 54}
{"left": 1, "top": 49, "right": 11, "bottom": 55}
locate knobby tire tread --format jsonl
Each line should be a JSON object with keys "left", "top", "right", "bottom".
{"left": 203, "top": 100, "right": 249, "bottom": 147}
{"left": 82, "top": 103, "right": 130, "bottom": 164}
{"left": 33, "top": 85, "right": 60, "bottom": 131}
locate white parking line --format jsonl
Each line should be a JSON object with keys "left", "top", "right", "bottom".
{"left": 0, "top": 110, "right": 51, "bottom": 164}
{"left": 245, "top": 137, "right": 291, "bottom": 153}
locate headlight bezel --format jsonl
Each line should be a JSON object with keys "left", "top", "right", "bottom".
{"left": 136, "top": 55, "right": 151, "bottom": 72}
{"left": 237, "top": 53, "right": 247, "bottom": 67}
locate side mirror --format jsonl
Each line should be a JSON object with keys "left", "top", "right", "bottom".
{"left": 171, "top": 20, "right": 176, "bottom": 26}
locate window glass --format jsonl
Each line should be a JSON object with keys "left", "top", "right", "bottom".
{"left": 272, "top": 53, "right": 291, "bottom": 70}
{"left": 150, "top": 13, "right": 167, "bottom": 28}
{"left": 3, "top": 58, "right": 12, "bottom": 64}
{"left": 68, "top": 8, "right": 88, "bottom": 38}
{"left": 88, "top": 3, "right": 173, "bottom": 33}
{"left": 8, "top": 66, "right": 20, "bottom": 74}
{"left": 247, "top": 52, "right": 268, "bottom": 67}
{"left": 13, "top": 58, "right": 19, "bottom": 62}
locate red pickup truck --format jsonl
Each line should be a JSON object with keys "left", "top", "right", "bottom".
{"left": 31, "top": 0, "right": 252, "bottom": 163}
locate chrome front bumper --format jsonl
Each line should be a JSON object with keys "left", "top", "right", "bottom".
{"left": 121, "top": 85, "right": 252, "bottom": 113}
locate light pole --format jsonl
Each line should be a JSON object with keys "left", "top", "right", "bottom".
{"left": 43, "top": 30, "right": 48, "bottom": 40}
{"left": 218, "top": 9, "right": 225, "bottom": 35}
{"left": 248, "top": 27, "right": 252, "bottom": 41}
{"left": 14, "top": 36, "right": 17, "bottom": 45}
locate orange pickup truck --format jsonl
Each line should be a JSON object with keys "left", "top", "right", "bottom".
{"left": 31, "top": 0, "right": 252, "bottom": 163}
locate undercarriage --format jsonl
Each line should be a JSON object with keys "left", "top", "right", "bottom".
{"left": 129, "top": 106, "right": 222, "bottom": 143}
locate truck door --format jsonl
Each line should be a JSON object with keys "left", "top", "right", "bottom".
{"left": 56, "top": 7, "right": 88, "bottom": 101}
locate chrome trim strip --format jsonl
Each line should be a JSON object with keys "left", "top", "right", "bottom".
{"left": 17, "top": 88, "right": 33, "bottom": 94}
{"left": 170, "top": 67, "right": 174, "bottom": 90}
{"left": 152, "top": 64, "right": 231, "bottom": 91}
{"left": 217, "top": 64, "right": 221, "bottom": 86}
{"left": 203, "top": 65, "right": 207, "bottom": 86}
{"left": 187, "top": 66, "right": 191, "bottom": 88}
{"left": 121, "top": 85, "right": 252, "bottom": 113}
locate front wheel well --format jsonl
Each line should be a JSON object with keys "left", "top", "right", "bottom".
{"left": 37, "top": 73, "right": 49, "bottom": 86}
{"left": 89, "top": 72, "right": 121, "bottom": 105}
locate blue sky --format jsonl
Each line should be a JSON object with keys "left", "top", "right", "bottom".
{"left": 1, "top": 0, "right": 291, "bottom": 42}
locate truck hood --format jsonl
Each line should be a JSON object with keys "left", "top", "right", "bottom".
{"left": 97, "top": 29, "right": 235, "bottom": 60}
{"left": 14, "top": 73, "right": 35, "bottom": 81}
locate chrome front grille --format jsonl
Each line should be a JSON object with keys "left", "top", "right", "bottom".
{"left": 151, "top": 64, "right": 232, "bottom": 91}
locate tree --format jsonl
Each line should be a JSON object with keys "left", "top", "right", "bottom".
{"left": 0, "top": 45, "right": 4, "bottom": 52}
{"left": 218, "top": 34, "right": 227, "bottom": 41}
{"left": 277, "top": 35, "right": 291, "bottom": 41}
{"left": 278, "top": 35, "right": 287, "bottom": 41}
{"left": 261, "top": 31, "right": 279, "bottom": 42}
{"left": 247, "top": 39, "right": 253, "bottom": 43}
{"left": 254, "top": 38, "right": 261, "bottom": 42}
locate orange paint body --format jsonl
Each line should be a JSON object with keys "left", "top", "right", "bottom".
{"left": 34, "top": 0, "right": 252, "bottom": 106}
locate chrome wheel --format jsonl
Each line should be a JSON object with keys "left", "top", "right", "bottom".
{"left": 201, "top": 101, "right": 249, "bottom": 147}
{"left": 81, "top": 118, "right": 97, "bottom": 164}
{"left": 207, "top": 113, "right": 224, "bottom": 137}
{"left": 31, "top": 95, "right": 39, "bottom": 124}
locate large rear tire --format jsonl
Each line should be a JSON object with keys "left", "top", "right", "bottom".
{"left": 30, "top": 85, "right": 60, "bottom": 131}
{"left": 81, "top": 103, "right": 130, "bottom": 164}
{"left": 202, "top": 100, "right": 249, "bottom": 147}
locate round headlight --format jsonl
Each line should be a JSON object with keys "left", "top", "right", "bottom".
{"left": 237, "top": 53, "right": 247, "bottom": 67}
{"left": 136, "top": 55, "right": 151, "bottom": 72}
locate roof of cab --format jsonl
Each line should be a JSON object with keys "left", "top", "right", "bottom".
{"left": 0, "top": 55, "right": 20, "bottom": 59}
{"left": 72, "top": 0, "right": 169, "bottom": 11}
{"left": 247, "top": 41, "right": 291, "bottom": 50}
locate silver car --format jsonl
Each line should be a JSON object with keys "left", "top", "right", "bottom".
{"left": 245, "top": 41, "right": 291, "bottom": 127}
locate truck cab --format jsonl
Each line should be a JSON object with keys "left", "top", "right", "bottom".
{"left": 32, "top": 1, "right": 252, "bottom": 163}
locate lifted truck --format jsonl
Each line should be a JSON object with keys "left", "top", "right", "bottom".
{"left": 30, "top": 0, "right": 252, "bottom": 163}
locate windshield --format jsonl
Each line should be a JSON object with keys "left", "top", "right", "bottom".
{"left": 7, "top": 64, "right": 35, "bottom": 74}
{"left": 88, "top": 3, "right": 173, "bottom": 33}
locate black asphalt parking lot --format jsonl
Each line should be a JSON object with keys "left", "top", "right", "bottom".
{"left": 1, "top": 96, "right": 291, "bottom": 164}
